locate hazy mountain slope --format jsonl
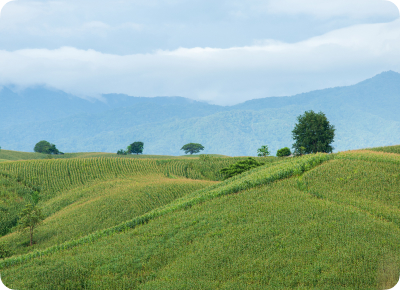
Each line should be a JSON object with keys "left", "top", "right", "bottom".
{"left": 1, "top": 71, "right": 399, "bottom": 155}
{"left": 0, "top": 86, "right": 224, "bottom": 127}
{"left": 232, "top": 71, "right": 400, "bottom": 122}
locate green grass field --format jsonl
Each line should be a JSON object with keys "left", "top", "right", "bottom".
{"left": 0, "top": 147, "right": 399, "bottom": 289}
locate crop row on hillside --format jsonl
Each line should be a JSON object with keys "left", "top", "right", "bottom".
{"left": 0, "top": 156, "right": 255, "bottom": 199}
{"left": 0, "top": 153, "right": 332, "bottom": 270}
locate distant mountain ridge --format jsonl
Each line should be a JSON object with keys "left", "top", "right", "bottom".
{"left": 1, "top": 71, "right": 399, "bottom": 156}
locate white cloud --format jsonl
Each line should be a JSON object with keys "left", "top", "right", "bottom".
{"left": 0, "top": 3, "right": 399, "bottom": 105}
{"left": 263, "top": 0, "right": 397, "bottom": 18}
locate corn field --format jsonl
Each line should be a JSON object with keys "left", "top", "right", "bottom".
{"left": 1, "top": 149, "right": 399, "bottom": 289}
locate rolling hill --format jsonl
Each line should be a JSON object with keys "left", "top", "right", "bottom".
{"left": 0, "top": 147, "right": 399, "bottom": 289}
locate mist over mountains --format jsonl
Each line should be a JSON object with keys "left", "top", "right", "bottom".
{"left": 1, "top": 71, "right": 399, "bottom": 156}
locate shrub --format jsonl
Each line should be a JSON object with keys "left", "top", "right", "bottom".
{"left": 220, "top": 157, "right": 264, "bottom": 179}
{"left": 277, "top": 147, "right": 291, "bottom": 157}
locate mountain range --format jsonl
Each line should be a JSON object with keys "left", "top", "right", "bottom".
{"left": 1, "top": 70, "right": 399, "bottom": 156}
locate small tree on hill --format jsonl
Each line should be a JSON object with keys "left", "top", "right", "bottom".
{"left": 277, "top": 147, "right": 291, "bottom": 157}
{"left": 34, "top": 140, "right": 63, "bottom": 155}
{"left": 128, "top": 142, "right": 144, "bottom": 155}
{"left": 17, "top": 203, "right": 44, "bottom": 246}
{"left": 181, "top": 143, "right": 204, "bottom": 155}
{"left": 257, "top": 145, "right": 270, "bottom": 157}
{"left": 292, "top": 111, "right": 335, "bottom": 154}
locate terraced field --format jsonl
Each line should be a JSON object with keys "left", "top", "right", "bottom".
{"left": 0, "top": 148, "right": 399, "bottom": 289}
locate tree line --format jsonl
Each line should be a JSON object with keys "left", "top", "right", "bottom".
{"left": 116, "top": 110, "right": 335, "bottom": 158}
{"left": 26, "top": 110, "right": 334, "bottom": 158}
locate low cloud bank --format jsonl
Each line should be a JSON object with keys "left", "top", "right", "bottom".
{"left": 0, "top": 19, "right": 399, "bottom": 105}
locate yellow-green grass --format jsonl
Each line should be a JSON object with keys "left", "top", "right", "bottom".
{"left": 1, "top": 175, "right": 215, "bottom": 257}
{"left": 368, "top": 145, "right": 400, "bottom": 155}
{"left": 1, "top": 151, "right": 399, "bottom": 289}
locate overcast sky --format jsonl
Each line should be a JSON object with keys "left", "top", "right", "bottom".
{"left": 0, "top": 0, "right": 399, "bottom": 105}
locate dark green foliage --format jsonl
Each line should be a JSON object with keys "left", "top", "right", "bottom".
{"left": 0, "top": 242, "right": 11, "bottom": 259}
{"left": 181, "top": 143, "right": 205, "bottom": 155}
{"left": 257, "top": 145, "right": 270, "bottom": 157}
{"left": 128, "top": 142, "right": 144, "bottom": 155}
{"left": 220, "top": 157, "right": 264, "bottom": 179}
{"left": 277, "top": 147, "right": 291, "bottom": 157}
{"left": 0, "top": 172, "right": 40, "bottom": 237}
{"left": 34, "top": 141, "right": 62, "bottom": 155}
{"left": 292, "top": 111, "right": 335, "bottom": 154}
{"left": 116, "top": 149, "right": 127, "bottom": 155}
{"left": 17, "top": 204, "right": 45, "bottom": 246}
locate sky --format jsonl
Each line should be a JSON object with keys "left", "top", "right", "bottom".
{"left": 0, "top": 0, "right": 399, "bottom": 105}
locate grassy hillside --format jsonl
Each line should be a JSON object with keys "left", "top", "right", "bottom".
{"left": 0, "top": 149, "right": 228, "bottom": 162}
{"left": 0, "top": 155, "right": 257, "bottom": 253}
{"left": 0, "top": 150, "right": 399, "bottom": 289}
{"left": 0, "top": 150, "right": 51, "bottom": 161}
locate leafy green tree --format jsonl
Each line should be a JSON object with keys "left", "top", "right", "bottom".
{"left": 34, "top": 141, "right": 62, "bottom": 155}
{"left": 17, "top": 204, "right": 45, "bottom": 246}
{"left": 277, "top": 147, "right": 291, "bottom": 157}
{"left": 181, "top": 143, "right": 205, "bottom": 155}
{"left": 220, "top": 157, "right": 264, "bottom": 179}
{"left": 128, "top": 142, "right": 144, "bottom": 155}
{"left": 292, "top": 111, "right": 335, "bottom": 154}
{"left": 257, "top": 145, "right": 270, "bottom": 157}
{"left": 294, "top": 146, "right": 306, "bottom": 157}
{"left": 117, "top": 149, "right": 127, "bottom": 155}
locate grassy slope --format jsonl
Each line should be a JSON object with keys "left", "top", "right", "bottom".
{"left": 1, "top": 175, "right": 215, "bottom": 256}
{"left": 0, "top": 155, "right": 255, "bottom": 257}
{"left": 1, "top": 150, "right": 399, "bottom": 289}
